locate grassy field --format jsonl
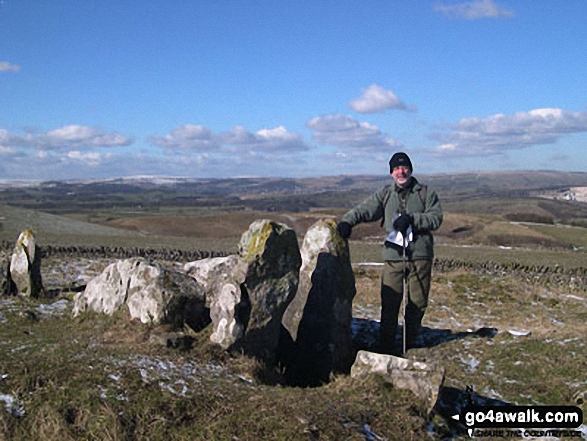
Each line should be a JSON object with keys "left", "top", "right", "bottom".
{"left": 1, "top": 263, "right": 585, "bottom": 439}
{"left": 1, "top": 174, "right": 587, "bottom": 439}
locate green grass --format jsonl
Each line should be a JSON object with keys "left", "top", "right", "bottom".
{"left": 0, "top": 300, "right": 430, "bottom": 441}
{"left": 2, "top": 262, "right": 585, "bottom": 440}
{"left": 525, "top": 223, "right": 587, "bottom": 249}
{"left": 348, "top": 240, "right": 587, "bottom": 269}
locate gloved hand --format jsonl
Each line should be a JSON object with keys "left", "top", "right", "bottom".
{"left": 393, "top": 214, "right": 413, "bottom": 234}
{"left": 336, "top": 221, "right": 352, "bottom": 239}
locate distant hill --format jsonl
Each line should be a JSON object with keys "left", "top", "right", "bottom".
{"left": 1, "top": 170, "right": 587, "bottom": 216}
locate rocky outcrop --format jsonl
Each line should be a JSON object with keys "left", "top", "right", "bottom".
{"left": 351, "top": 351, "right": 445, "bottom": 414}
{"left": 175, "top": 220, "right": 302, "bottom": 361}
{"left": 282, "top": 219, "right": 356, "bottom": 383}
{"left": 9, "top": 230, "right": 44, "bottom": 297}
{"left": 184, "top": 255, "right": 249, "bottom": 349}
{"left": 73, "top": 258, "right": 209, "bottom": 331}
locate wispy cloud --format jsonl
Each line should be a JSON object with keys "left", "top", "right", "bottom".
{"left": 222, "top": 125, "right": 310, "bottom": 153}
{"left": 65, "top": 151, "right": 111, "bottom": 166}
{"left": 0, "top": 125, "right": 132, "bottom": 150}
{"left": 307, "top": 114, "right": 402, "bottom": 152}
{"left": 150, "top": 125, "right": 218, "bottom": 151}
{"left": 151, "top": 124, "right": 310, "bottom": 154}
{"left": 0, "top": 145, "right": 18, "bottom": 156}
{"left": 0, "top": 61, "right": 20, "bottom": 72}
{"left": 348, "top": 84, "right": 412, "bottom": 114}
{"left": 44, "top": 125, "right": 132, "bottom": 148}
{"left": 433, "top": 108, "right": 587, "bottom": 156}
{"left": 434, "top": 0, "right": 514, "bottom": 20}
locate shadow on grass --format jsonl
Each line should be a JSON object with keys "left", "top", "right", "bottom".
{"left": 351, "top": 317, "right": 498, "bottom": 353}
{"left": 433, "top": 385, "right": 514, "bottom": 437}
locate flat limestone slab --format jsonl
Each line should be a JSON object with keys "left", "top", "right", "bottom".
{"left": 351, "top": 350, "right": 445, "bottom": 414}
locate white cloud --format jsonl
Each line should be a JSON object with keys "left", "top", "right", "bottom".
{"left": 220, "top": 125, "right": 310, "bottom": 153}
{"left": 66, "top": 150, "right": 108, "bottom": 166}
{"left": 437, "top": 143, "right": 457, "bottom": 151}
{"left": 44, "top": 125, "right": 131, "bottom": 148}
{"left": 348, "top": 84, "right": 409, "bottom": 114}
{"left": 307, "top": 114, "right": 402, "bottom": 152}
{"left": 0, "top": 125, "right": 132, "bottom": 150}
{"left": 434, "top": 0, "right": 514, "bottom": 20}
{"left": 152, "top": 124, "right": 310, "bottom": 154}
{"left": 0, "top": 61, "right": 20, "bottom": 72}
{"left": 0, "top": 145, "right": 18, "bottom": 156}
{"left": 150, "top": 124, "right": 218, "bottom": 150}
{"left": 433, "top": 108, "right": 587, "bottom": 156}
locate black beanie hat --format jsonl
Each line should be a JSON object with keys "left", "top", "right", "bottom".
{"left": 389, "top": 152, "right": 413, "bottom": 172}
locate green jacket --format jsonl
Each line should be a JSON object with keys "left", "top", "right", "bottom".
{"left": 341, "top": 177, "right": 443, "bottom": 261}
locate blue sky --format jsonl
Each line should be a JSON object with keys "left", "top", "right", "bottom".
{"left": 1, "top": 0, "right": 586, "bottom": 180}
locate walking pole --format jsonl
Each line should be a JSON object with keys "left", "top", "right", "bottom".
{"left": 402, "top": 232, "right": 408, "bottom": 356}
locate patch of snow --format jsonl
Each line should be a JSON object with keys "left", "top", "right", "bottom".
{"left": 97, "top": 385, "right": 108, "bottom": 399}
{"left": 507, "top": 329, "right": 531, "bottom": 337}
{"left": 108, "top": 374, "right": 121, "bottom": 382}
{"left": 0, "top": 394, "right": 25, "bottom": 417}
{"left": 11, "top": 345, "right": 29, "bottom": 353}
{"left": 36, "top": 299, "right": 69, "bottom": 317}
{"left": 237, "top": 374, "right": 253, "bottom": 384}
{"left": 481, "top": 388, "right": 504, "bottom": 400}
{"left": 360, "top": 424, "right": 385, "bottom": 441}
{"left": 460, "top": 354, "right": 480, "bottom": 372}
{"left": 450, "top": 317, "right": 463, "bottom": 327}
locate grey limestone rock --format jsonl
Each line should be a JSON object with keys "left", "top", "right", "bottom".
{"left": 282, "top": 219, "right": 356, "bottom": 383}
{"left": 184, "top": 220, "right": 302, "bottom": 359}
{"left": 237, "top": 219, "right": 301, "bottom": 362}
{"left": 351, "top": 350, "right": 445, "bottom": 414}
{"left": 73, "top": 258, "right": 208, "bottom": 331}
{"left": 184, "top": 255, "right": 249, "bottom": 349}
{"left": 9, "top": 230, "right": 44, "bottom": 297}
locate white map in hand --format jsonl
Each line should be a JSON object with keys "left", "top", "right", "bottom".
{"left": 386, "top": 213, "right": 413, "bottom": 246}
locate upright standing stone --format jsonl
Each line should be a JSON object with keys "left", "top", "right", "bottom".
{"left": 10, "top": 229, "right": 44, "bottom": 297}
{"left": 282, "top": 219, "right": 356, "bottom": 384}
{"left": 238, "top": 220, "right": 301, "bottom": 362}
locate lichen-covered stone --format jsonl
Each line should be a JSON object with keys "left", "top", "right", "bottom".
{"left": 9, "top": 230, "right": 44, "bottom": 297}
{"left": 351, "top": 350, "right": 445, "bottom": 414}
{"left": 237, "top": 220, "right": 301, "bottom": 362}
{"left": 73, "top": 258, "right": 208, "bottom": 331}
{"left": 282, "top": 219, "right": 356, "bottom": 383}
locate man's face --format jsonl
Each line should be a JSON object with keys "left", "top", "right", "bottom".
{"left": 391, "top": 165, "right": 412, "bottom": 187}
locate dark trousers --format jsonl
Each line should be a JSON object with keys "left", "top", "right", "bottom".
{"left": 379, "top": 259, "right": 432, "bottom": 353}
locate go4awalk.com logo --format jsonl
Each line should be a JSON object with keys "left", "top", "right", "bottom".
{"left": 452, "top": 405, "right": 584, "bottom": 438}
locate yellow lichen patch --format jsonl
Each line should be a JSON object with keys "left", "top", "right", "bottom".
{"left": 242, "top": 221, "right": 277, "bottom": 262}
{"left": 324, "top": 218, "right": 348, "bottom": 257}
{"left": 15, "top": 229, "right": 36, "bottom": 264}
{"left": 16, "top": 229, "right": 35, "bottom": 247}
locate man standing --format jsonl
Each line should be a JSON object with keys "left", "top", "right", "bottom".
{"left": 336, "top": 152, "right": 443, "bottom": 355}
